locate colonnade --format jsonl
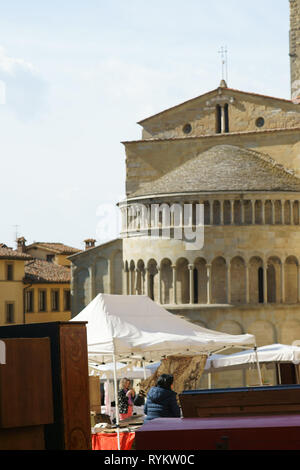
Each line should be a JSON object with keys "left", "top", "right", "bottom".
{"left": 124, "top": 255, "right": 300, "bottom": 306}
{"left": 120, "top": 198, "right": 300, "bottom": 234}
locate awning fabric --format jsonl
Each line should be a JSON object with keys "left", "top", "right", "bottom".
{"left": 204, "top": 344, "right": 300, "bottom": 373}
{"left": 71, "top": 294, "right": 256, "bottom": 362}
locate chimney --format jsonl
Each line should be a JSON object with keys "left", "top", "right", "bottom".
{"left": 84, "top": 239, "right": 96, "bottom": 250}
{"left": 16, "top": 236, "right": 26, "bottom": 253}
{"left": 290, "top": 0, "right": 300, "bottom": 100}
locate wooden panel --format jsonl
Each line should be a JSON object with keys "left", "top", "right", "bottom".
{"left": 0, "top": 338, "right": 53, "bottom": 428}
{"left": 180, "top": 385, "right": 300, "bottom": 418}
{"left": 89, "top": 376, "right": 101, "bottom": 413}
{"left": 0, "top": 426, "right": 45, "bottom": 450}
{"left": 59, "top": 324, "right": 92, "bottom": 450}
{"left": 135, "top": 415, "right": 300, "bottom": 450}
{"left": 0, "top": 322, "right": 91, "bottom": 450}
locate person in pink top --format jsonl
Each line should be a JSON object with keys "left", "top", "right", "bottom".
{"left": 118, "top": 378, "right": 136, "bottom": 420}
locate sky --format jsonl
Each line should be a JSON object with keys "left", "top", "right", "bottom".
{"left": 0, "top": 0, "right": 291, "bottom": 251}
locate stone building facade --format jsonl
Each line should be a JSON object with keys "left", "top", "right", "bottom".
{"left": 71, "top": 1, "right": 300, "bottom": 387}
{"left": 69, "top": 239, "right": 123, "bottom": 315}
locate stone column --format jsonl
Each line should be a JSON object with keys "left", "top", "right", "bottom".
{"left": 128, "top": 268, "right": 133, "bottom": 295}
{"left": 220, "top": 200, "right": 224, "bottom": 225}
{"left": 251, "top": 200, "right": 255, "bottom": 224}
{"left": 261, "top": 200, "right": 266, "bottom": 225}
{"left": 271, "top": 200, "right": 275, "bottom": 225}
{"left": 172, "top": 264, "right": 177, "bottom": 304}
{"left": 188, "top": 264, "right": 194, "bottom": 304}
{"left": 89, "top": 265, "right": 95, "bottom": 301}
{"left": 135, "top": 269, "right": 140, "bottom": 295}
{"left": 241, "top": 201, "right": 245, "bottom": 224}
{"left": 230, "top": 200, "right": 235, "bottom": 225}
{"left": 206, "top": 264, "right": 212, "bottom": 305}
{"left": 209, "top": 200, "right": 214, "bottom": 225}
{"left": 145, "top": 268, "right": 150, "bottom": 298}
{"left": 226, "top": 261, "right": 231, "bottom": 304}
{"left": 157, "top": 267, "right": 162, "bottom": 304}
{"left": 245, "top": 261, "right": 250, "bottom": 304}
{"left": 281, "top": 261, "right": 285, "bottom": 304}
{"left": 291, "top": 201, "right": 294, "bottom": 225}
{"left": 263, "top": 261, "right": 268, "bottom": 304}
{"left": 221, "top": 105, "right": 226, "bottom": 133}
{"left": 281, "top": 200, "right": 285, "bottom": 225}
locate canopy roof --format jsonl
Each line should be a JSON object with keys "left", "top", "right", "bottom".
{"left": 71, "top": 294, "right": 255, "bottom": 362}
{"left": 89, "top": 361, "right": 152, "bottom": 380}
{"left": 204, "top": 344, "right": 300, "bottom": 373}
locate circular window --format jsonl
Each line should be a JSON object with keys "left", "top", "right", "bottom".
{"left": 183, "top": 123, "right": 192, "bottom": 134}
{"left": 256, "top": 117, "right": 265, "bottom": 128}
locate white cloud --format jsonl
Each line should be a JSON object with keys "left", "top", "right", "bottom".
{"left": 0, "top": 46, "right": 48, "bottom": 120}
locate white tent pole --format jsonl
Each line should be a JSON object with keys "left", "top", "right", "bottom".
{"left": 112, "top": 352, "right": 121, "bottom": 451}
{"left": 142, "top": 360, "right": 147, "bottom": 380}
{"left": 254, "top": 345, "right": 263, "bottom": 386}
{"left": 208, "top": 372, "right": 212, "bottom": 389}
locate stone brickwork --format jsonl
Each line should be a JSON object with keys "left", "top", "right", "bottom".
{"left": 139, "top": 89, "right": 300, "bottom": 140}
{"left": 290, "top": 0, "right": 300, "bottom": 99}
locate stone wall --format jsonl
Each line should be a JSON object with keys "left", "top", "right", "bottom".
{"left": 140, "top": 90, "right": 300, "bottom": 140}
{"left": 125, "top": 131, "right": 300, "bottom": 195}
{"left": 70, "top": 239, "right": 122, "bottom": 317}
{"left": 290, "top": 0, "right": 300, "bottom": 99}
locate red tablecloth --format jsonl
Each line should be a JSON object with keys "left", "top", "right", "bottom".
{"left": 92, "top": 432, "right": 135, "bottom": 450}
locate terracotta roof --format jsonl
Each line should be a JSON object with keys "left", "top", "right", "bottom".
{"left": 130, "top": 145, "right": 300, "bottom": 197}
{"left": 24, "top": 259, "right": 71, "bottom": 284}
{"left": 26, "top": 242, "right": 80, "bottom": 255}
{"left": 137, "top": 87, "right": 297, "bottom": 125}
{"left": 0, "top": 244, "right": 32, "bottom": 260}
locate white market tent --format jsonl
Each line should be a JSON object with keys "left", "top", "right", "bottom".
{"left": 204, "top": 343, "right": 300, "bottom": 386}
{"left": 71, "top": 294, "right": 257, "bottom": 362}
{"left": 89, "top": 361, "right": 152, "bottom": 380}
{"left": 71, "top": 294, "right": 259, "bottom": 448}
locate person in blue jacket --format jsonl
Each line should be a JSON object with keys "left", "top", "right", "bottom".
{"left": 144, "top": 374, "right": 181, "bottom": 422}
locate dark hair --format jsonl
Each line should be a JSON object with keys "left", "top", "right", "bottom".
{"left": 156, "top": 374, "right": 174, "bottom": 390}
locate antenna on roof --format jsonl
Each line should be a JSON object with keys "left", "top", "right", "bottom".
{"left": 13, "top": 224, "right": 20, "bottom": 244}
{"left": 218, "top": 45, "right": 228, "bottom": 85}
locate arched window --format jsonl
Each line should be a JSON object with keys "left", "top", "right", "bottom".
{"left": 193, "top": 268, "right": 198, "bottom": 304}
{"left": 224, "top": 103, "right": 229, "bottom": 133}
{"left": 258, "top": 267, "right": 264, "bottom": 303}
{"left": 149, "top": 274, "right": 154, "bottom": 300}
{"left": 216, "top": 105, "right": 222, "bottom": 133}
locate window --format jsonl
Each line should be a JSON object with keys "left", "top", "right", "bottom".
{"left": 256, "top": 117, "right": 265, "bottom": 128}
{"left": 6, "top": 263, "right": 13, "bottom": 281}
{"left": 46, "top": 254, "right": 55, "bottom": 263}
{"left": 25, "top": 290, "right": 34, "bottom": 313}
{"left": 216, "top": 105, "right": 222, "bottom": 133}
{"left": 39, "top": 290, "right": 47, "bottom": 312}
{"left": 258, "top": 267, "right": 264, "bottom": 303}
{"left": 183, "top": 123, "right": 192, "bottom": 134}
{"left": 224, "top": 103, "right": 229, "bottom": 133}
{"left": 6, "top": 303, "right": 14, "bottom": 323}
{"left": 51, "top": 290, "right": 59, "bottom": 311}
{"left": 193, "top": 268, "right": 198, "bottom": 304}
{"left": 64, "top": 290, "right": 71, "bottom": 311}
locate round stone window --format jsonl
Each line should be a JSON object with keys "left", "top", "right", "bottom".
{"left": 255, "top": 117, "right": 265, "bottom": 128}
{"left": 183, "top": 123, "right": 192, "bottom": 134}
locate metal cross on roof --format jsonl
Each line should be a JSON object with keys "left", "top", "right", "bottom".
{"left": 218, "top": 46, "right": 228, "bottom": 83}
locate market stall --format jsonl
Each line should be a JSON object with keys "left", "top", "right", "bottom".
{"left": 204, "top": 343, "right": 300, "bottom": 387}
{"left": 71, "top": 293, "right": 258, "bottom": 449}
